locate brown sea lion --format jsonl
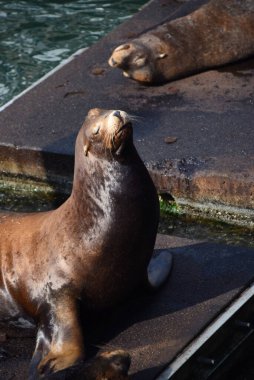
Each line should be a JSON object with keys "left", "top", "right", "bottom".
{"left": 0, "top": 109, "right": 172, "bottom": 378}
{"left": 80, "top": 350, "right": 131, "bottom": 380}
{"left": 109, "top": 0, "right": 254, "bottom": 84}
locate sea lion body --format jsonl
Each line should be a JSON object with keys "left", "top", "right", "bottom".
{"left": 0, "top": 140, "right": 158, "bottom": 314}
{"left": 109, "top": 0, "right": 254, "bottom": 84}
{"left": 0, "top": 109, "right": 166, "bottom": 378}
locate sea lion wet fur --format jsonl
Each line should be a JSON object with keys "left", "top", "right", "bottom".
{"left": 0, "top": 109, "right": 172, "bottom": 378}
{"left": 109, "top": 0, "right": 254, "bottom": 84}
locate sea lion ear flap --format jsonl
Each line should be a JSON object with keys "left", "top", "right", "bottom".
{"left": 83, "top": 130, "right": 91, "bottom": 156}
{"left": 83, "top": 139, "right": 90, "bottom": 156}
{"left": 84, "top": 144, "right": 89, "bottom": 156}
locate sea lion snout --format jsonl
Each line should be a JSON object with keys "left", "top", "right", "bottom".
{"left": 108, "top": 110, "right": 130, "bottom": 133}
{"left": 107, "top": 111, "right": 132, "bottom": 155}
{"left": 113, "top": 110, "right": 124, "bottom": 122}
{"left": 109, "top": 41, "right": 157, "bottom": 83}
{"left": 108, "top": 42, "right": 149, "bottom": 74}
{"left": 108, "top": 43, "right": 132, "bottom": 68}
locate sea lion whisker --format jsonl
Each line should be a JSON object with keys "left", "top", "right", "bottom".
{"left": 130, "top": 119, "right": 144, "bottom": 127}
{"left": 92, "top": 343, "right": 120, "bottom": 351}
{"left": 128, "top": 114, "right": 143, "bottom": 122}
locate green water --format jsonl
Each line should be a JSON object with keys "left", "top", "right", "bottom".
{"left": 0, "top": 0, "right": 146, "bottom": 106}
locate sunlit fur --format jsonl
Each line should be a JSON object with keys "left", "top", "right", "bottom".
{"left": 109, "top": 0, "right": 254, "bottom": 84}
{"left": 0, "top": 108, "right": 160, "bottom": 379}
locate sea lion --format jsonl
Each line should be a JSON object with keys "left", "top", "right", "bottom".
{"left": 0, "top": 108, "right": 172, "bottom": 378}
{"left": 108, "top": 0, "right": 254, "bottom": 84}
{"left": 79, "top": 350, "right": 131, "bottom": 380}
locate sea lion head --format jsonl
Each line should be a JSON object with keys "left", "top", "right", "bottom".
{"left": 84, "top": 350, "right": 131, "bottom": 379}
{"left": 82, "top": 108, "right": 133, "bottom": 157}
{"left": 108, "top": 37, "right": 167, "bottom": 84}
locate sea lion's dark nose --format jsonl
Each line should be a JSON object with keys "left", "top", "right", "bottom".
{"left": 113, "top": 111, "right": 124, "bottom": 123}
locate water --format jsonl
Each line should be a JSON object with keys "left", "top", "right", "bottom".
{"left": 0, "top": 0, "right": 146, "bottom": 106}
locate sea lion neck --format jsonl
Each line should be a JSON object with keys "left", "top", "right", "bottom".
{"left": 70, "top": 132, "right": 140, "bottom": 210}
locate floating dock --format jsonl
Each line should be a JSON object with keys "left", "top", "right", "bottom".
{"left": 0, "top": 0, "right": 253, "bottom": 379}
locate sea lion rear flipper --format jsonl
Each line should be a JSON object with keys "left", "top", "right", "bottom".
{"left": 31, "top": 295, "right": 85, "bottom": 377}
{"left": 147, "top": 249, "right": 173, "bottom": 289}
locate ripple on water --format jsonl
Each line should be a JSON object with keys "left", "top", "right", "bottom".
{"left": 0, "top": 0, "right": 146, "bottom": 106}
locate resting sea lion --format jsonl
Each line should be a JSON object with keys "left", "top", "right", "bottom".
{"left": 0, "top": 108, "right": 172, "bottom": 378}
{"left": 109, "top": 0, "right": 254, "bottom": 84}
{"left": 80, "top": 350, "right": 131, "bottom": 380}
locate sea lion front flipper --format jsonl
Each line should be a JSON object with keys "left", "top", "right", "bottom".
{"left": 30, "top": 295, "right": 84, "bottom": 378}
{"left": 29, "top": 346, "right": 43, "bottom": 380}
{"left": 147, "top": 249, "right": 173, "bottom": 289}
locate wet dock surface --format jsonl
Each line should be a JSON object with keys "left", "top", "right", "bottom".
{"left": 0, "top": 0, "right": 253, "bottom": 213}
{"left": 0, "top": 0, "right": 253, "bottom": 378}
{"left": 1, "top": 233, "right": 254, "bottom": 379}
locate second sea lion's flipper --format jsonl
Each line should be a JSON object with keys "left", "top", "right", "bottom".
{"left": 79, "top": 350, "right": 131, "bottom": 379}
{"left": 147, "top": 249, "right": 173, "bottom": 289}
